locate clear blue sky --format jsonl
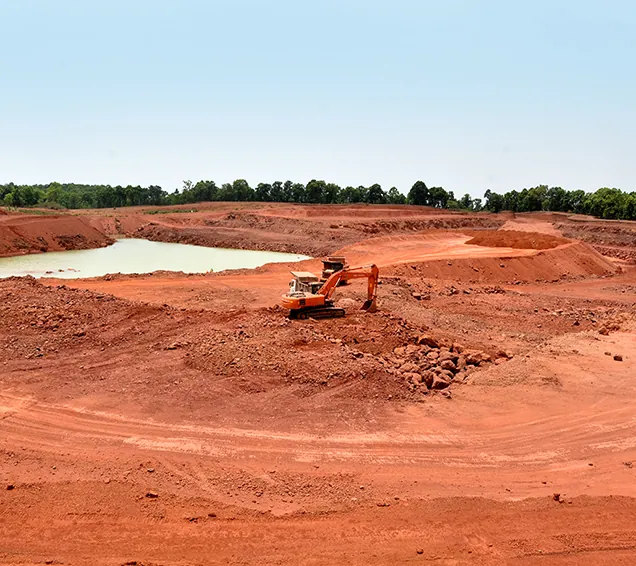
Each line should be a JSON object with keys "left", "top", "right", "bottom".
{"left": 1, "top": 0, "right": 634, "bottom": 198}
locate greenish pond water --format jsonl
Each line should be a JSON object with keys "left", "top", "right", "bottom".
{"left": 0, "top": 238, "right": 309, "bottom": 279}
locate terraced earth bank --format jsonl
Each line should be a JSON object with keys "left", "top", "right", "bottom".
{"left": 1, "top": 203, "right": 636, "bottom": 565}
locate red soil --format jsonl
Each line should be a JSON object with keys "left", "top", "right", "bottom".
{"left": 1, "top": 204, "right": 636, "bottom": 564}
{"left": 465, "top": 229, "right": 569, "bottom": 249}
{"left": 0, "top": 213, "right": 113, "bottom": 257}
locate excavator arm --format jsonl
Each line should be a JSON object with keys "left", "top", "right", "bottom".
{"left": 320, "top": 264, "right": 379, "bottom": 311}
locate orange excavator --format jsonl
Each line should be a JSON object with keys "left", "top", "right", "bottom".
{"left": 281, "top": 264, "right": 379, "bottom": 319}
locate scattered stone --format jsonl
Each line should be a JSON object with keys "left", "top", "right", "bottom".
{"left": 417, "top": 334, "right": 441, "bottom": 349}
{"left": 431, "top": 374, "right": 451, "bottom": 390}
{"left": 599, "top": 328, "right": 610, "bottom": 336}
{"left": 403, "top": 372, "right": 422, "bottom": 386}
{"left": 439, "top": 369, "right": 454, "bottom": 381}
{"left": 145, "top": 491, "right": 159, "bottom": 499}
{"left": 553, "top": 493, "right": 561, "bottom": 502}
{"left": 405, "top": 345, "right": 419, "bottom": 356}
{"left": 496, "top": 350, "right": 513, "bottom": 359}
{"left": 623, "top": 461, "right": 633, "bottom": 469}
{"left": 6, "top": 484, "right": 15, "bottom": 491}
{"left": 440, "top": 359, "right": 456, "bottom": 372}
{"left": 604, "top": 352, "right": 612, "bottom": 356}
{"left": 614, "top": 354, "right": 623, "bottom": 362}
{"left": 412, "top": 292, "right": 422, "bottom": 300}
{"left": 464, "top": 350, "right": 492, "bottom": 366}
{"left": 399, "top": 362, "right": 419, "bottom": 374}
{"left": 416, "top": 548, "right": 424, "bottom": 555}
{"left": 438, "top": 349, "right": 459, "bottom": 363}
{"left": 147, "top": 468, "right": 155, "bottom": 473}
{"left": 420, "top": 371, "right": 434, "bottom": 388}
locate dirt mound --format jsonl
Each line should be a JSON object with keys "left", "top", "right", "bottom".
{"left": 385, "top": 241, "right": 617, "bottom": 283}
{"left": 0, "top": 208, "right": 8, "bottom": 215}
{"left": 465, "top": 230, "right": 569, "bottom": 250}
{"left": 0, "top": 215, "right": 113, "bottom": 257}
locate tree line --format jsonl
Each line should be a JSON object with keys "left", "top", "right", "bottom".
{"left": 1, "top": 180, "right": 635, "bottom": 221}
{"left": 481, "top": 185, "right": 636, "bottom": 220}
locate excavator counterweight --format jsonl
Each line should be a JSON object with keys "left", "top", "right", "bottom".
{"left": 282, "top": 263, "right": 379, "bottom": 319}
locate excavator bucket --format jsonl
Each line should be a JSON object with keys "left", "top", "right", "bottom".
{"left": 361, "top": 298, "right": 377, "bottom": 313}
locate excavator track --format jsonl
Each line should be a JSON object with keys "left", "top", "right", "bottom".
{"left": 289, "top": 307, "right": 346, "bottom": 320}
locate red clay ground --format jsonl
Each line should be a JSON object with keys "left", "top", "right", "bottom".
{"left": 1, "top": 204, "right": 636, "bottom": 565}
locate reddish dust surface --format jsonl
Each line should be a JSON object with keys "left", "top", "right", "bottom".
{"left": 2, "top": 203, "right": 636, "bottom": 564}
{"left": 0, "top": 213, "right": 113, "bottom": 257}
{"left": 465, "top": 229, "right": 569, "bottom": 250}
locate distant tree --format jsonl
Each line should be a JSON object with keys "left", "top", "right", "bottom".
{"left": 216, "top": 183, "right": 235, "bottom": 201}
{"left": 387, "top": 187, "right": 406, "bottom": 204}
{"left": 270, "top": 181, "right": 284, "bottom": 202}
{"left": 545, "top": 186, "right": 567, "bottom": 211}
{"left": 502, "top": 190, "right": 519, "bottom": 212}
{"left": 586, "top": 187, "right": 626, "bottom": 219}
{"left": 45, "top": 182, "right": 63, "bottom": 204}
{"left": 428, "top": 186, "right": 450, "bottom": 208}
{"left": 324, "top": 183, "right": 341, "bottom": 204}
{"left": 366, "top": 183, "right": 386, "bottom": 204}
{"left": 255, "top": 182, "right": 272, "bottom": 202}
{"left": 232, "top": 179, "right": 254, "bottom": 201}
{"left": 305, "top": 180, "right": 326, "bottom": 204}
{"left": 568, "top": 189, "right": 586, "bottom": 213}
{"left": 459, "top": 194, "right": 473, "bottom": 209}
{"left": 484, "top": 190, "right": 504, "bottom": 212}
{"left": 339, "top": 186, "right": 364, "bottom": 203}
{"left": 291, "top": 182, "right": 306, "bottom": 203}
{"left": 622, "top": 192, "right": 636, "bottom": 220}
{"left": 407, "top": 181, "right": 429, "bottom": 205}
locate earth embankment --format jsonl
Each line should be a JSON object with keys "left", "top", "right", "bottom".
{"left": 0, "top": 213, "right": 113, "bottom": 257}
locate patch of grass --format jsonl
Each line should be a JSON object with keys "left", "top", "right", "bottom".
{"left": 12, "top": 207, "right": 63, "bottom": 215}
{"left": 144, "top": 208, "right": 198, "bottom": 215}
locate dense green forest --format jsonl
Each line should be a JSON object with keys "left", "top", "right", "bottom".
{"left": 1, "top": 180, "right": 635, "bottom": 220}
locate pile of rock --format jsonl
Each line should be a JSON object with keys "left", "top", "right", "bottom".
{"left": 386, "top": 334, "right": 503, "bottom": 391}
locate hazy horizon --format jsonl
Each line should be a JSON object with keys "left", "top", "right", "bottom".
{"left": 1, "top": 0, "right": 634, "bottom": 198}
